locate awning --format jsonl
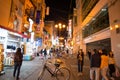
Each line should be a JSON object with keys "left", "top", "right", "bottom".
{"left": 0, "top": 25, "right": 30, "bottom": 38}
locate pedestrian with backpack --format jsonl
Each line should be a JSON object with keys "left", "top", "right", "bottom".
{"left": 13, "top": 48, "right": 23, "bottom": 80}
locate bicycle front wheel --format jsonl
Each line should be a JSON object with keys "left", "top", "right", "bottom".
{"left": 38, "top": 66, "right": 46, "bottom": 80}
{"left": 56, "top": 67, "right": 70, "bottom": 80}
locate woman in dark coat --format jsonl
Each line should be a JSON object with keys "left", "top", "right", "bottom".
{"left": 13, "top": 48, "right": 23, "bottom": 80}
{"left": 77, "top": 49, "right": 84, "bottom": 76}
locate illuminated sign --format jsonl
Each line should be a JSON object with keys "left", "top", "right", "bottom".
{"left": 36, "top": 38, "right": 42, "bottom": 46}
{"left": 36, "top": 10, "right": 41, "bottom": 24}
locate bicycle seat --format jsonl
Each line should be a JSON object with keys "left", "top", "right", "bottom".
{"left": 54, "top": 63, "right": 60, "bottom": 67}
{"left": 54, "top": 59, "right": 63, "bottom": 67}
{"left": 56, "top": 59, "right": 62, "bottom": 63}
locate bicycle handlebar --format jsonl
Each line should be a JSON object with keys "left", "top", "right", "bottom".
{"left": 45, "top": 58, "right": 63, "bottom": 68}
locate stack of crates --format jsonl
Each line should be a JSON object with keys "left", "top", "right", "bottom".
{"left": 0, "top": 44, "right": 4, "bottom": 74}
{"left": 4, "top": 57, "right": 14, "bottom": 66}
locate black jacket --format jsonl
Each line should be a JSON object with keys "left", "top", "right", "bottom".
{"left": 14, "top": 53, "right": 23, "bottom": 62}
{"left": 90, "top": 53, "right": 101, "bottom": 67}
{"left": 77, "top": 52, "right": 84, "bottom": 63}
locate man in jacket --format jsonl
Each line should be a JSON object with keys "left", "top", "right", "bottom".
{"left": 90, "top": 49, "right": 101, "bottom": 80}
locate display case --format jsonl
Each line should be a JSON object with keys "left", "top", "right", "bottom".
{"left": 23, "top": 42, "right": 34, "bottom": 61}
{"left": 0, "top": 44, "right": 5, "bottom": 74}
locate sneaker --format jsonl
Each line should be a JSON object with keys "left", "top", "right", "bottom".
{"left": 13, "top": 75, "right": 15, "bottom": 77}
{"left": 16, "top": 77, "right": 20, "bottom": 80}
{"left": 110, "top": 77, "right": 114, "bottom": 80}
{"left": 80, "top": 72, "right": 83, "bottom": 75}
{"left": 78, "top": 73, "right": 81, "bottom": 76}
{"left": 78, "top": 72, "right": 83, "bottom": 76}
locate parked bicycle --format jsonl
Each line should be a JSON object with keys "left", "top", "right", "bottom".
{"left": 38, "top": 58, "right": 70, "bottom": 80}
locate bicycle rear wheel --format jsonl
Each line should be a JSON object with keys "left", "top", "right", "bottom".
{"left": 56, "top": 67, "right": 70, "bottom": 80}
{"left": 38, "top": 66, "right": 46, "bottom": 80}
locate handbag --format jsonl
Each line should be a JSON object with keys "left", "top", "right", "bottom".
{"left": 115, "top": 68, "right": 120, "bottom": 77}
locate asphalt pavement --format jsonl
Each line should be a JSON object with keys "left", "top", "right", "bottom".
{"left": 0, "top": 54, "right": 120, "bottom": 80}
{"left": 0, "top": 55, "right": 86, "bottom": 80}
{"left": 0, "top": 57, "right": 43, "bottom": 80}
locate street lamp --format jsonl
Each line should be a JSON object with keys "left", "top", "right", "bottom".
{"left": 55, "top": 24, "right": 58, "bottom": 28}
{"left": 55, "top": 23, "right": 66, "bottom": 37}
{"left": 62, "top": 25, "right": 66, "bottom": 28}
{"left": 54, "top": 23, "right": 67, "bottom": 46}
{"left": 55, "top": 23, "right": 66, "bottom": 29}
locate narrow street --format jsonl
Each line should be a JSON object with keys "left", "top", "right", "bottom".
{"left": 0, "top": 55, "right": 88, "bottom": 80}
{"left": 0, "top": 55, "right": 120, "bottom": 80}
{"left": 0, "top": 57, "right": 43, "bottom": 80}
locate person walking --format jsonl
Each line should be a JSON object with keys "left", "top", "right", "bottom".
{"left": 13, "top": 48, "right": 23, "bottom": 80}
{"left": 87, "top": 49, "right": 91, "bottom": 60}
{"left": 100, "top": 49, "right": 109, "bottom": 80}
{"left": 43, "top": 48, "right": 47, "bottom": 59}
{"left": 108, "top": 51, "right": 116, "bottom": 80}
{"left": 90, "top": 49, "right": 101, "bottom": 80}
{"left": 77, "top": 49, "right": 84, "bottom": 76}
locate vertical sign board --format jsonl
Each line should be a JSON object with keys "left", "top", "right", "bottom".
{"left": 36, "top": 10, "right": 41, "bottom": 24}
{"left": 68, "top": 19, "right": 72, "bottom": 38}
{"left": 36, "top": 38, "right": 42, "bottom": 46}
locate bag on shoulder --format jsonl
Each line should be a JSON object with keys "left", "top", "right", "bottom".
{"left": 14, "top": 55, "right": 22, "bottom": 62}
{"left": 116, "top": 68, "right": 120, "bottom": 77}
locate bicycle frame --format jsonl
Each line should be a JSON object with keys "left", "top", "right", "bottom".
{"left": 38, "top": 58, "right": 70, "bottom": 80}
{"left": 44, "top": 63, "right": 59, "bottom": 76}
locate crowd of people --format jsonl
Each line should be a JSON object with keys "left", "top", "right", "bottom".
{"left": 77, "top": 48, "right": 119, "bottom": 80}
{"left": 36, "top": 47, "right": 71, "bottom": 60}
{"left": 12, "top": 47, "right": 70, "bottom": 80}
{"left": 12, "top": 47, "right": 120, "bottom": 80}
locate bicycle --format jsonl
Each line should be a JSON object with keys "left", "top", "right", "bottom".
{"left": 38, "top": 58, "right": 70, "bottom": 80}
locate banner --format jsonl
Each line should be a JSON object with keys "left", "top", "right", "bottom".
{"left": 36, "top": 10, "right": 41, "bottom": 24}
{"left": 36, "top": 38, "right": 42, "bottom": 46}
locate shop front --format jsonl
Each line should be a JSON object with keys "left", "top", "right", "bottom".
{"left": 0, "top": 27, "right": 23, "bottom": 67}
{"left": 84, "top": 27, "right": 111, "bottom": 53}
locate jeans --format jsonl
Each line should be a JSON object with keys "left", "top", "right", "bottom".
{"left": 109, "top": 64, "right": 115, "bottom": 77}
{"left": 78, "top": 60, "right": 83, "bottom": 73}
{"left": 90, "top": 67, "right": 100, "bottom": 80}
{"left": 101, "top": 66, "right": 108, "bottom": 80}
{"left": 13, "top": 62, "right": 22, "bottom": 79}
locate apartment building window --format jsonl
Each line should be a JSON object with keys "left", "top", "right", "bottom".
{"left": 73, "top": 16, "right": 77, "bottom": 26}
{"left": 82, "top": 8, "right": 109, "bottom": 38}
{"left": 81, "top": 0, "right": 99, "bottom": 21}
{"left": 116, "top": 27, "right": 120, "bottom": 34}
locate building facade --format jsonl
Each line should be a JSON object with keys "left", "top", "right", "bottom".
{"left": 0, "top": 0, "right": 46, "bottom": 61}
{"left": 74, "top": 0, "right": 120, "bottom": 67}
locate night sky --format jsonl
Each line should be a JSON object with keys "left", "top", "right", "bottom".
{"left": 45, "top": 0, "right": 76, "bottom": 25}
